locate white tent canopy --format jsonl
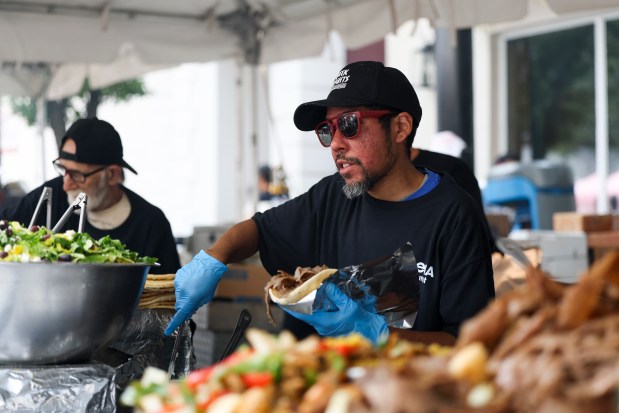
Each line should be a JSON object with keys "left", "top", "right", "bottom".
{"left": 4, "top": 0, "right": 615, "bottom": 65}
{"left": 0, "top": 62, "right": 50, "bottom": 97}
{"left": 0, "top": 0, "right": 422, "bottom": 98}
{"left": 45, "top": 43, "right": 171, "bottom": 100}
{"left": 0, "top": 0, "right": 424, "bottom": 65}
{"left": 1, "top": 0, "right": 617, "bottom": 98}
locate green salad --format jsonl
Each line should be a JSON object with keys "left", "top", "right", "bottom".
{"left": 0, "top": 220, "right": 158, "bottom": 264}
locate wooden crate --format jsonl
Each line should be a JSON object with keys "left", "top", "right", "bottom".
{"left": 215, "top": 263, "right": 272, "bottom": 300}
{"left": 486, "top": 213, "right": 512, "bottom": 238}
{"left": 553, "top": 212, "right": 614, "bottom": 232}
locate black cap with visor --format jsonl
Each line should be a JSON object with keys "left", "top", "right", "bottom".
{"left": 293, "top": 61, "right": 422, "bottom": 133}
{"left": 59, "top": 118, "right": 138, "bottom": 174}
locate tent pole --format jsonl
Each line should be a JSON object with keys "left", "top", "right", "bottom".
{"left": 236, "top": 60, "right": 245, "bottom": 221}
{"left": 250, "top": 63, "right": 259, "bottom": 215}
{"left": 594, "top": 17, "right": 609, "bottom": 214}
{"left": 36, "top": 96, "right": 48, "bottom": 183}
{"left": 0, "top": 99, "right": 3, "bottom": 182}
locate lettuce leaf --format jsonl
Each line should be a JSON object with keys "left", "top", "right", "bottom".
{"left": 0, "top": 220, "right": 158, "bottom": 264}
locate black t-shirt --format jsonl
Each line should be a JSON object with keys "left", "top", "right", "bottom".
{"left": 413, "top": 149, "right": 483, "bottom": 208}
{"left": 414, "top": 149, "right": 498, "bottom": 252}
{"left": 0, "top": 176, "right": 180, "bottom": 274}
{"left": 252, "top": 170, "right": 494, "bottom": 338}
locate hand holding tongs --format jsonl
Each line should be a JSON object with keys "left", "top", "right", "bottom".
{"left": 29, "top": 187, "right": 88, "bottom": 233}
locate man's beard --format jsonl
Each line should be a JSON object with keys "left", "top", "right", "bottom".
{"left": 340, "top": 136, "right": 396, "bottom": 200}
{"left": 342, "top": 178, "right": 371, "bottom": 199}
{"left": 66, "top": 174, "right": 109, "bottom": 211}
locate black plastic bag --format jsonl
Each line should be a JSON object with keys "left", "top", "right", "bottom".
{"left": 313, "top": 242, "right": 419, "bottom": 328}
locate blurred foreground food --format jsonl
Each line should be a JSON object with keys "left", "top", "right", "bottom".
{"left": 121, "top": 330, "right": 450, "bottom": 413}
{"left": 455, "top": 250, "right": 619, "bottom": 412}
{"left": 122, "top": 252, "right": 619, "bottom": 413}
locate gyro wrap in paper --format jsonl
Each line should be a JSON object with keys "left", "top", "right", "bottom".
{"left": 313, "top": 242, "right": 419, "bottom": 328}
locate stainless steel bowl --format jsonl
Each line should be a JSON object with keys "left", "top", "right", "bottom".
{"left": 0, "top": 262, "right": 151, "bottom": 364}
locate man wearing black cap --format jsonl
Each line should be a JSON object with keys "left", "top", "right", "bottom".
{"left": 0, "top": 118, "right": 180, "bottom": 274}
{"left": 165, "top": 61, "right": 494, "bottom": 345}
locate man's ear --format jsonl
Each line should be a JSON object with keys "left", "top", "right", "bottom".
{"left": 393, "top": 112, "right": 413, "bottom": 144}
{"left": 107, "top": 165, "right": 123, "bottom": 185}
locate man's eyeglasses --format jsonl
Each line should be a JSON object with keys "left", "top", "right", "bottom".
{"left": 314, "top": 110, "right": 393, "bottom": 147}
{"left": 53, "top": 159, "right": 107, "bottom": 183}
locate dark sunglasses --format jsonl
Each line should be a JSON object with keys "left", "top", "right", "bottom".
{"left": 53, "top": 158, "right": 107, "bottom": 183}
{"left": 314, "top": 110, "right": 393, "bottom": 147}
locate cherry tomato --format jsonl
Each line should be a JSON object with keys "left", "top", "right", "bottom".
{"left": 185, "top": 366, "right": 216, "bottom": 390}
{"left": 241, "top": 371, "right": 273, "bottom": 387}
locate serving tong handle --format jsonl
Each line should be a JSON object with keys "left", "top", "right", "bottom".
{"left": 218, "top": 309, "right": 252, "bottom": 362}
{"left": 167, "top": 321, "right": 186, "bottom": 379}
{"left": 28, "top": 186, "right": 53, "bottom": 229}
{"left": 53, "top": 192, "right": 88, "bottom": 233}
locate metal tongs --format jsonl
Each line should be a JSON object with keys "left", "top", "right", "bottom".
{"left": 496, "top": 237, "right": 534, "bottom": 270}
{"left": 54, "top": 192, "right": 88, "bottom": 233}
{"left": 167, "top": 321, "right": 186, "bottom": 379}
{"left": 28, "top": 186, "right": 53, "bottom": 229}
{"left": 29, "top": 187, "right": 88, "bottom": 233}
{"left": 218, "top": 309, "right": 252, "bottom": 362}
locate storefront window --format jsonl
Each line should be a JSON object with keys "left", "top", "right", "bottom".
{"left": 506, "top": 20, "right": 619, "bottom": 183}
{"left": 506, "top": 25, "right": 595, "bottom": 165}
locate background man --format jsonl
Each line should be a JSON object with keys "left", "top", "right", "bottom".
{"left": 0, "top": 118, "right": 180, "bottom": 274}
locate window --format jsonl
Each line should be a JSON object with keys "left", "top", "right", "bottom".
{"left": 507, "top": 25, "right": 594, "bottom": 164}
{"left": 505, "top": 20, "right": 619, "bottom": 181}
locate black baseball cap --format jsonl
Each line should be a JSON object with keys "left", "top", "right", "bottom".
{"left": 59, "top": 118, "right": 137, "bottom": 175}
{"left": 294, "top": 61, "right": 422, "bottom": 131}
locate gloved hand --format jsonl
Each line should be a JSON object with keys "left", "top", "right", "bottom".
{"left": 164, "top": 250, "right": 227, "bottom": 336}
{"left": 280, "top": 283, "right": 389, "bottom": 345}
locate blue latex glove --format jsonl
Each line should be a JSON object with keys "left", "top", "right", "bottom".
{"left": 164, "top": 250, "right": 227, "bottom": 336}
{"left": 280, "top": 283, "right": 389, "bottom": 345}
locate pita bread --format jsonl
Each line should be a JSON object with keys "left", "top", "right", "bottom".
{"left": 268, "top": 268, "right": 337, "bottom": 305}
{"left": 144, "top": 279, "right": 175, "bottom": 289}
{"left": 146, "top": 273, "right": 176, "bottom": 280}
{"left": 139, "top": 293, "right": 176, "bottom": 309}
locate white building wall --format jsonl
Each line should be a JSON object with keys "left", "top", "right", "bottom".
{"left": 385, "top": 20, "right": 438, "bottom": 151}
{"left": 98, "top": 63, "right": 225, "bottom": 238}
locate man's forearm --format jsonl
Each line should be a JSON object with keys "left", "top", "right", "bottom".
{"left": 206, "top": 219, "right": 259, "bottom": 264}
{"left": 389, "top": 327, "right": 456, "bottom": 346}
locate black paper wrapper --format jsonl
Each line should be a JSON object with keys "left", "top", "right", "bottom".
{"left": 313, "top": 242, "right": 419, "bottom": 328}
